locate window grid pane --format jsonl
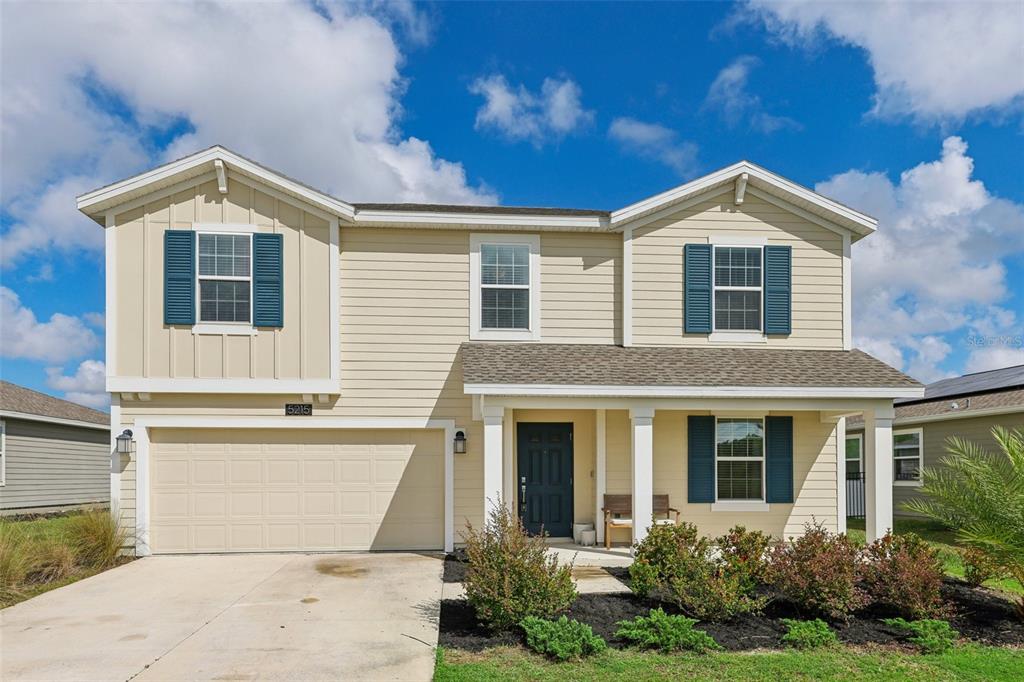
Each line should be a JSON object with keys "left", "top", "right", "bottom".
{"left": 715, "top": 290, "right": 761, "bottom": 331}
{"left": 198, "top": 234, "right": 250, "bottom": 277}
{"left": 717, "top": 461, "right": 763, "bottom": 500}
{"left": 715, "top": 247, "right": 762, "bottom": 287}
{"left": 199, "top": 280, "right": 250, "bottom": 323}
{"left": 481, "top": 244, "right": 529, "bottom": 285}
{"left": 481, "top": 287, "right": 529, "bottom": 329}
{"left": 716, "top": 418, "right": 764, "bottom": 458}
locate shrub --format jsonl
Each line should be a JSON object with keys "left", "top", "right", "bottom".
{"left": 766, "top": 522, "right": 868, "bottom": 620}
{"left": 716, "top": 525, "right": 771, "bottom": 593}
{"left": 883, "top": 618, "right": 959, "bottom": 654}
{"left": 520, "top": 616, "right": 606, "bottom": 661}
{"left": 30, "top": 537, "right": 78, "bottom": 583}
{"left": 462, "top": 503, "right": 576, "bottom": 630}
{"left": 0, "top": 522, "right": 33, "bottom": 602}
{"left": 862, "top": 532, "right": 948, "bottom": 619}
{"left": 630, "top": 521, "right": 766, "bottom": 621}
{"left": 904, "top": 427, "right": 1024, "bottom": 618}
{"left": 780, "top": 618, "right": 838, "bottom": 650}
{"left": 66, "top": 510, "right": 130, "bottom": 569}
{"left": 615, "top": 608, "right": 720, "bottom": 653}
{"left": 961, "top": 546, "right": 1004, "bottom": 587}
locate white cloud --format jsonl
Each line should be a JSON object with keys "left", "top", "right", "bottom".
{"left": 0, "top": 286, "right": 100, "bottom": 363}
{"left": 469, "top": 75, "right": 594, "bottom": 147}
{"left": 703, "top": 56, "right": 801, "bottom": 133}
{"left": 0, "top": 1, "right": 496, "bottom": 266}
{"left": 45, "top": 359, "right": 108, "bottom": 410}
{"left": 608, "top": 117, "right": 699, "bottom": 176}
{"left": 745, "top": 0, "right": 1024, "bottom": 122}
{"left": 818, "top": 137, "right": 1024, "bottom": 381}
{"left": 965, "top": 345, "right": 1024, "bottom": 375}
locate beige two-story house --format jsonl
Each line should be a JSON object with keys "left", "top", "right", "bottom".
{"left": 77, "top": 147, "right": 922, "bottom": 556}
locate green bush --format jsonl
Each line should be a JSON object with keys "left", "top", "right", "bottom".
{"left": 66, "top": 511, "right": 130, "bottom": 569}
{"left": 716, "top": 525, "right": 771, "bottom": 594}
{"left": 629, "top": 522, "right": 766, "bottom": 621}
{"left": 462, "top": 503, "right": 577, "bottom": 630}
{"left": 520, "top": 616, "right": 607, "bottom": 661}
{"left": 883, "top": 618, "right": 959, "bottom": 654}
{"left": 615, "top": 608, "right": 721, "bottom": 653}
{"left": 780, "top": 618, "right": 838, "bottom": 650}
{"left": 961, "top": 546, "right": 1005, "bottom": 587}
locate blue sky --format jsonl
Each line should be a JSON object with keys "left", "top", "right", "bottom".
{"left": 1, "top": 1, "right": 1023, "bottom": 410}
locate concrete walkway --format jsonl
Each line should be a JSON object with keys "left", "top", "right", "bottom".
{"left": 1, "top": 553, "right": 443, "bottom": 682}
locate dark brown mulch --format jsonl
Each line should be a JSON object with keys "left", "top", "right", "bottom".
{"left": 443, "top": 554, "right": 467, "bottom": 583}
{"left": 440, "top": 573, "right": 1024, "bottom": 652}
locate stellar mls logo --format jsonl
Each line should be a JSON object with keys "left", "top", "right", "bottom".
{"left": 967, "top": 335, "right": 1024, "bottom": 348}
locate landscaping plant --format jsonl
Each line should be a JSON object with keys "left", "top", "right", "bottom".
{"left": 904, "top": 427, "right": 1024, "bottom": 617}
{"left": 462, "top": 502, "right": 576, "bottom": 630}
{"left": 520, "top": 616, "right": 607, "bottom": 661}
{"left": 716, "top": 525, "right": 771, "bottom": 594}
{"left": 615, "top": 608, "right": 721, "bottom": 653}
{"left": 862, "top": 532, "right": 948, "bottom": 619}
{"left": 883, "top": 618, "right": 959, "bottom": 654}
{"left": 961, "top": 546, "right": 1004, "bottom": 587}
{"left": 66, "top": 510, "right": 130, "bottom": 569}
{"left": 0, "top": 521, "right": 33, "bottom": 602}
{"left": 766, "top": 522, "right": 868, "bottom": 620}
{"left": 780, "top": 618, "right": 838, "bottom": 650}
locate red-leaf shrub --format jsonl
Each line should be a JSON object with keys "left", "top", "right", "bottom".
{"left": 961, "top": 547, "right": 1004, "bottom": 587}
{"left": 766, "top": 522, "right": 867, "bottom": 620}
{"left": 862, "top": 532, "right": 949, "bottom": 619}
{"left": 716, "top": 525, "right": 771, "bottom": 593}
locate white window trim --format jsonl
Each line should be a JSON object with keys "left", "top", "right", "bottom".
{"left": 712, "top": 415, "right": 768, "bottom": 507}
{"left": 195, "top": 229, "right": 255, "bottom": 334}
{"left": 711, "top": 243, "right": 765, "bottom": 337}
{"left": 469, "top": 233, "right": 541, "bottom": 341}
{"left": 0, "top": 418, "right": 6, "bottom": 486}
{"left": 893, "top": 427, "right": 924, "bottom": 487}
{"left": 845, "top": 432, "right": 863, "bottom": 476}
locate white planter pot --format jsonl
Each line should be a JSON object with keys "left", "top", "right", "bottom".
{"left": 573, "top": 523, "right": 594, "bottom": 544}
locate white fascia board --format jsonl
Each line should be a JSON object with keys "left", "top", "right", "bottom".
{"left": 610, "top": 161, "right": 877, "bottom": 236}
{"left": 0, "top": 410, "right": 110, "bottom": 431}
{"left": 352, "top": 210, "right": 607, "bottom": 230}
{"left": 463, "top": 383, "right": 926, "bottom": 399}
{"left": 77, "top": 146, "right": 355, "bottom": 222}
{"left": 107, "top": 377, "right": 340, "bottom": 394}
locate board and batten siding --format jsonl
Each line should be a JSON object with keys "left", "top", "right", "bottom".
{"left": 604, "top": 410, "right": 837, "bottom": 541}
{"left": 631, "top": 191, "right": 844, "bottom": 348}
{"left": 0, "top": 419, "right": 109, "bottom": 513}
{"left": 112, "top": 175, "right": 333, "bottom": 381}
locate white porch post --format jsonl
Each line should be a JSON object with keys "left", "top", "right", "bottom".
{"left": 595, "top": 409, "right": 607, "bottom": 545}
{"left": 482, "top": 406, "right": 505, "bottom": 523}
{"left": 835, "top": 416, "right": 848, "bottom": 535}
{"left": 503, "top": 408, "right": 515, "bottom": 515}
{"left": 863, "top": 408, "right": 894, "bottom": 542}
{"left": 630, "top": 407, "right": 655, "bottom": 545}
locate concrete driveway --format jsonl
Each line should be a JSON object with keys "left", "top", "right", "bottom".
{"left": 1, "top": 553, "right": 443, "bottom": 681}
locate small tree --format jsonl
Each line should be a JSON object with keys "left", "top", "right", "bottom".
{"left": 904, "top": 427, "right": 1024, "bottom": 618}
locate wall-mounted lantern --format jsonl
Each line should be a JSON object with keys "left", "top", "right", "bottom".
{"left": 453, "top": 430, "right": 467, "bottom": 454}
{"left": 116, "top": 429, "right": 135, "bottom": 455}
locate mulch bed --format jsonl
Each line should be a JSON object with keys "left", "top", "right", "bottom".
{"left": 440, "top": 568, "right": 1024, "bottom": 652}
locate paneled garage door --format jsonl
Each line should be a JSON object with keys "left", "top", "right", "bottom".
{"left": 149, "top": 428, "right": 444, "bottom": 553}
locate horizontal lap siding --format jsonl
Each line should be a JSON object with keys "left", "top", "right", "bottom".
{"left": 632, "top": 192, "right": 844, "bottom": 349}
{"left": 541, "top": 234, "right": 622, "bottom": 344}
{"left": 1, "top": 419, "right": 109, "bottom": 512}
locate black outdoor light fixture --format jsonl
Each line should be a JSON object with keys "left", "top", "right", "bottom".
{"left": 454, "top": 430, "right": 467, "bottom": 454}
{"left": 116, "top": 429, "right": 134, "bottom": 455}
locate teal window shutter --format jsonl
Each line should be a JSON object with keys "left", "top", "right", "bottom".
{"left": 763, "top": 245, "right": 792, "bottom": 335}
{"left": 684, "top": 244, "right": 712, "bottom": 333}
{"left": 765, "top": 416, "right": 794, "bottom": 503}
{"left": 688, "top": 415, "right": 715, "bottom": 503}
{"left": 253, "top": 233, "right": 283, "bottom": 328}
{"left": 164, "top": 230, "right": 195, "bottom": 325}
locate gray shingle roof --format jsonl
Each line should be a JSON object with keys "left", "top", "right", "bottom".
{"left": 848, "top": 386, "right": 1024, "bottom": 429}
{"left": 0, "top": 381, "right": 109, "bottom": 426}
{"left": 897, "top": 364, "right": 1024, "bottom": 405}
{"left": 460, "top": 344, "right": 920, "bottom": 390}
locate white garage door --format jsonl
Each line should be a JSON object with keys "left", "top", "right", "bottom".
{"left": 149, "top": 428, "right": 444, "bottom": 553}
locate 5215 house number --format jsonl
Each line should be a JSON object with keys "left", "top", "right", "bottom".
{"left": 284, "top": 403, "right": 313, "bottom": 416}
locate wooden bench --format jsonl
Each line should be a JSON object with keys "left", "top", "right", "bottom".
{"left": 601, "top": 494, "right": 680, "bottom": 549}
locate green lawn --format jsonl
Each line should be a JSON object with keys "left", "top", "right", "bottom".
{"left": 435, "top": 645, "right": 1024, "bottom": 682}
{"left": 846, "top": 517, "right": 1023, "bottom": 596}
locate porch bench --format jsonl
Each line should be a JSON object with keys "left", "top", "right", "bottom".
{"left": 601, "top": 494, "right": 679, "bottom": 549}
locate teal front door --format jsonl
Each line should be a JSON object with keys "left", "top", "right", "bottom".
{"left": 517, "top": 423, "right": 574, "bottom": 537}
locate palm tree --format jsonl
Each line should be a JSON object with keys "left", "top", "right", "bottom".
{"left": 904, "top": 427, "right": 1024, "bottom": 618}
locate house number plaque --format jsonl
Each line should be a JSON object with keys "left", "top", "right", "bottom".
{"left": 284, "top": 403, "right": 313, "bottom": 416}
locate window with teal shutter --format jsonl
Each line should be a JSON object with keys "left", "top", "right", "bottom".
{"left": 765, "top": 416, "right": 794, "bottom": 503}
{"left": 684, "top": 244, "right": 712, "bottom": 333}
{"left": 252, "top": 233, "right": 283, "bottom": 328}
{"left": 763, "top": 245, "right": 792, "bottom": 335}
{"left": 688, "top": 415, "right": 715, "bottom": 502}
{"left": 164, "top": 230, "right": 195, "bottom": 325}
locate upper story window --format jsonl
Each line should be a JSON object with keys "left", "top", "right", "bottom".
{"left": 198, "top": 233, "right": 251, "bottom": 324}
{"left": 469, "top": 233, "right": 541, "bottom": 341}
{"left": 713, "top": 246, "right": 762, "bottom": 332}
{"left": 715, "top": 417, "right": 765, "bottom": 501}
{"left": 893, "top": 428, "right": 923, "bottom": 484}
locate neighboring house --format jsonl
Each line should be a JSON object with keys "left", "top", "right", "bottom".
{"left": 75, "top": 146, "right": 922, "bottom": 556}
{"left": 846, "top": 365, "right": 1024, "bottom": 517}
{"left": 0, "top": 381, "right": 110, "bottom": 516}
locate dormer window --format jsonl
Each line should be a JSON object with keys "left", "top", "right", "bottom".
{"left": 713, "top": 246, "right": 762, "bottom": 332}
{"left": 198, "top": 233, "right": 252, "bottom": 324}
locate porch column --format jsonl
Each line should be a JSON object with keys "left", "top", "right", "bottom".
{"left": 630, "top": 407, "right": 655, "bottom": 545}
{"left": 863, "top": 408, "right": 894, "bottom": 542}
{"left": 595, "top": 409, "right": 607, "bottom": 545}
{"left": 482, "top": 406, "right": 504, "bottom": 523}
{"left": 835, "top": 416, "right": 848, "bottom": 535}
